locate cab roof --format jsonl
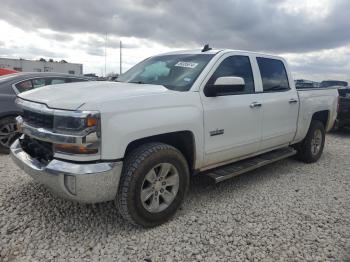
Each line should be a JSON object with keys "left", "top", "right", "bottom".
{"left": 158, "top": 48, "right": 284, "bottom": 61}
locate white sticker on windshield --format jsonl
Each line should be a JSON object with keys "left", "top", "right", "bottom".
{"left": 175, "top": 61, "right": 198, "bottom": 69}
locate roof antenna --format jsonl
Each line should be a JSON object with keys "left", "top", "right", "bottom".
{"left": 201, "top": 44, "right": 212, "bottom": 52}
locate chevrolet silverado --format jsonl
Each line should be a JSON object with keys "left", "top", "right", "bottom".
{"left": 11, "top": 48, "right": 338, "bottom": 227}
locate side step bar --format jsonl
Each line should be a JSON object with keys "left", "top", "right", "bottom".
{"left": 204, "top": 147, "right": 297, "bottom": 183}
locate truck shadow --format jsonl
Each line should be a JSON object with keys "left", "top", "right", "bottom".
{"left": 329, "top": 128, "right": 350, "bottom": 138}
{"left": 187, "top": 157, "right": 300, "bottom": 201}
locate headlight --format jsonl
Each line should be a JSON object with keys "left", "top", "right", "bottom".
{"left": 52, "top": 111, "right": 101, "bottom": 155}
{"left": 53, "top": 112, "right": 100, "bottom": 133}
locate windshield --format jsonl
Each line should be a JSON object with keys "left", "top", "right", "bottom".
{"left": 117, "top": 54, "right": 215, "bottom": 91}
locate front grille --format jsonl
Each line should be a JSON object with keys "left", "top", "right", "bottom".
{"left": 20, "top": 135, "right": 53, "bottom": 163}
{"left": 23, "top": 110, "right": 54, "bottom": 129}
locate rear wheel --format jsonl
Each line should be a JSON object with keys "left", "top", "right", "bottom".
{"left": 296, "top": 120, "right": 325, "bottom": 163}
{"left": 0, "top": 117, "right": 19, "bottom": 154}
{"left": 117, "top": 142, "right": 190, "bottom": 227}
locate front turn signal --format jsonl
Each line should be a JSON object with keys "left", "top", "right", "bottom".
{"left": 54, "top": 144, "right": 98, "bottom": 155}
{"left": 87, "top": 116, "right": 98, "bottom": 127}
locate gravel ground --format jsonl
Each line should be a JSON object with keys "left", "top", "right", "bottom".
{"left": 1, "top": 132, "right": 350, "bottom": 262}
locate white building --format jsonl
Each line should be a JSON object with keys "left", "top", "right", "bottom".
{"left": 0, "top": 58, "right": 83, "bottom": 75}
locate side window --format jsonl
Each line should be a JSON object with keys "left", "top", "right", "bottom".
{"left": 47, "top": 78, "right": 67, "bottom": 85}
{"left": 15, "top": 80, "right": 33, "bottom": 93}
{"left": 206, "top": 55, "right": 255, "bottom": 95}
{"left": 257, "top": 57, "right": 290, "bottom": 92}
{"left": 32, "top": 78, "right": 46, "bottom": 88}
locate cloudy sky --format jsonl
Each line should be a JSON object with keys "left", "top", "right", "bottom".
{"left": 0, "top": 0, "right": 349, "bottom": 81}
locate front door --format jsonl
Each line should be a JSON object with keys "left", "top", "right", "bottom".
{"left": 200, "top": 55, "right": 262, "bottom": 167}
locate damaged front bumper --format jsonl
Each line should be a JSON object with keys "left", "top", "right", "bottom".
{"left": 10, "top": 139, "right": 123, "bottom": 203}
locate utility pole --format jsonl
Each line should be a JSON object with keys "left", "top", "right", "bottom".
{"left": 104, "top": 33, "right": 107, "bottom": 77}
{"left": 120, "top": 40, "right": 122, "bottom": 75}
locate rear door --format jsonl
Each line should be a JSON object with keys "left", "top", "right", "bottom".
{"left": 255, "top": 57, "right": 299, "bottom": 150}
{"left": 200, "top": 54, "right": 263, "bottom": 167}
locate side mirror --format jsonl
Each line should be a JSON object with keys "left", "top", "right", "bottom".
{"left": 205, "top": 77, "right": 245, "bottom": 97}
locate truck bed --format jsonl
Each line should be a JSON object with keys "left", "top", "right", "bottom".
{"left": 293, "top": 87, "right": 338, "bottom": 142}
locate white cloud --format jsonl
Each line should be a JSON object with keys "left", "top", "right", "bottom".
{"left": 278, "top": 0, "right": 331, "bottom": 20}
{"left": 0, "top": 20, "right": 176, "bottom": 75}
{"left": 284, "top": 45, "right": 350, "bottom": 81}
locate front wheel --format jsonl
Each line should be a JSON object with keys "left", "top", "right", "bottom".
{"left": 0, "top": 117, "right": 19, "bottom": 154}
{"left": 296, "top": 120, "right": 325, "bottom": 163}
{"left": 116, "top": 142, "right": 190, "bottom": 227}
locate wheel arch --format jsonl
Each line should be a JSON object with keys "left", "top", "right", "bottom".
{"left": 0, "top": 112, "right": 22, "bottom": 120}
{"left": 311, "top": 110, "right": 329, "bottom": 128}
{"left": 124, "top": 131, "right": 196, "bottom": 173}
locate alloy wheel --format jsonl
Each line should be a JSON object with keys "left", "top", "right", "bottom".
{"left": 140, "top": 163, "right": 180, "bottom": 213}
{"left": 311, "top": 129, "right": 322, "bottom": 156}
{"left": 0, "top": 122, "right": 18, "bottom": 149}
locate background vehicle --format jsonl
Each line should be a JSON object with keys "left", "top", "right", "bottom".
{"left": 10, "top": 49, "right": 338, "bottom": 227}
{"left": 295, "top": 79, "right": 320, "bottom": 89}
{"left": 295, "top": 82, "right": 315, "bottom": 89}
{"left": 334, "top": 87, "right": 350, "bottom": 130}
{"left": 320, "top": 80, "right": 348, "bottom": 88}
{"left": 0, "top": 68, "right": 18, "bottom": 76}
{"left": 0, "top": 72, "right": 89, "bottom": 153}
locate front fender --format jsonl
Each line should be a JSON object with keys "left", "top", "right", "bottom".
{"left": 100, "top": 105, "right": 204, "bottom": 168}
{"left": 0, "top": 93, "right": 22, "bottom": 119}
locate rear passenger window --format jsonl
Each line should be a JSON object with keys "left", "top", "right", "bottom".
{"left": 15, "top": 80, "right": 33, "bottom": 93}
{"left": 48, "top": 78, "right": 66, "bottom": 85}
{"left": 257, "top": 57, "right": 290, "bottom": 92}
{"left": 207, "top": 55, "right": 255, "bottom": 95}
{"left": 32, "top": 78, "right": 46, "bottom": 88}
{"left": 67, "top": 78, "right": 88, "bottom": 83}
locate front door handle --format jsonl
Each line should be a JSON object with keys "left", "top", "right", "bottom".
{"left": 289, "top": 98, "right": 298, "bottom": 104}
{"left": 250, "top": 102, "right": 262, "bottom": 108}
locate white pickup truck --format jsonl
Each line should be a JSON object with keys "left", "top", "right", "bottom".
{"left": 11, "top": 47, "right": 338, "bottom": 227}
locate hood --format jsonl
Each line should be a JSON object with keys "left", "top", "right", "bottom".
{"left": 18, "top": 81, "right": 170, "bottom": 110}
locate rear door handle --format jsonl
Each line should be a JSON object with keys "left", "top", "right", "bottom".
{"left": 250, "top": 102, "right": 262, "bottom": 108}
{"left": 289, "top": 98, "right": 298, "bottom": 104}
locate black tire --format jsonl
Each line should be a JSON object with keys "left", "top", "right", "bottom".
{"left": 296, "top": 120, "right": 325, "bottom": 163}
{"left": 0, "top": 117, "right": 19, "bottom": 154}
{"left": 116, "top": 142, "right": 190, "bottom": 227}
{"left": 331, "top": 119, "right": 343, "bottom": 132}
